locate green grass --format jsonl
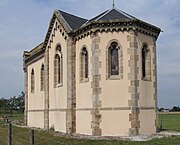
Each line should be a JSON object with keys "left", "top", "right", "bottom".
{"left": 158, "top": 114, "right": 180, "bottom": 132}
{"left": 0, "top": 111, "right": 24, "bottom": 125}
{"left": 0, "top": 123, "right": 180, "bottom": 145}
{"left": 0, "top": 113, "right": 180, "bottom": 145}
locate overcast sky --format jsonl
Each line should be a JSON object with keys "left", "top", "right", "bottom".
{"left": 0, "top": 0, "right": 179, "bottom": 108}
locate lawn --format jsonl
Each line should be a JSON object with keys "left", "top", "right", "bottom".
{"left": 0, "top": 113, "right": 180, "bottom": 145}
{"left": 158, "top": 114, "right": 180, "bottom": 132}
{"left": 0, "top": 110, "right": 24, "bottom": 122}
{"left": 0, "top": 123, "right": 180, "bottom": 145}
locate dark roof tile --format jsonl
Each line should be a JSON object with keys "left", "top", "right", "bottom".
{"left": 88, "top": 8, "right": 136, "bottom": 22}
{"left": 59, "top": 10, "right": 87, "bottom": 30}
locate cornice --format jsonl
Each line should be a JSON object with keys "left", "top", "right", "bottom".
{"left": 23, "top": 43, "right": 45, "bottom": 71}
{"left": 24, "top": 52, "right": 45, "bottom": 71}
{"left": 72, "top": 20, "right": 161, "bottom": 41}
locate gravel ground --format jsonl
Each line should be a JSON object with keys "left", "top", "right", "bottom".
{"left": 71, "top": 131, "right": 180, "bottom": 141}
{"left": 129, "top": 131, "right": 180, "bottom": 141}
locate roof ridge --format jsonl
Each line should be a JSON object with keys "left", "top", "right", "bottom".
{"left": 58, "top": 10, "right": 87, "bottom": 21}
{"left": 81, "top": 9, "right": 110, "bottom": 27}
{"left": 58, "top": 10, "right": 88, "bottom": 30}
{"left": 56, "top": 10, "right": 72, "bottom": 32}
{"left": 114, "top": 8, "right": 136, "bottom": 19}
{"left": 94, "top": 9, "right": 112, "bottom": 21}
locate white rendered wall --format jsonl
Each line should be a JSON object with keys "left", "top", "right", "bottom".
{"left": 101, "top": 110, "right": 131, "bottom": 136}
{"left": 48, "top": 20, "right": 68, "bottom": 132}
{"left": 138, "top": 33, "right": 156, "bottom": 134}
{"left": 27, "top": 58, "right": 45, "bottom": 128}
{"left": 99, "top": 32, "right": 131, "bottom": 135}
{"left": 76, "top": 35, "right": 92, "bottom": 134}
{"left": 139, "top": 110, "right": 156, "bottom": 134}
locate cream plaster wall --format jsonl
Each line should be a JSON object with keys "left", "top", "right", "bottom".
{"left": 28, "top": 112, "right": 44, "bottom": 128}
{"left": 101, "top": 110, "right": 131, "bottom": 136}
{"left": 49, "top": 111, "right": 66, "bottom": 132}
{"left": 139, "top": 110, "right": 156, "bottom": 134}
{"left": 139, "top": 81, "right": 155, "bottom": 107}
{"left": 75, "top": 36, "right": 92, "bottom": 135}
{"left": 28, "top": 58, "right": 45, "bottom": 110}
{"left": 75, "top": 31, "right": 133, "bottom": 135}
{"left": 27, "top": 58, "right": 45, "bottom": 128}
{"left": 138, "top": 33, "right": 156, "bottom": 108}
{"left": 48, "top": 20, "right": 68, "bottom": 131}
{"left": 76, "top": 35, "right": 92, "bottom": 109}
{"left": 137, "top": 33, "right": 156, "bottom": 134}
{"left": 76, "top": 111, "right": 92, "bottom": 135}
{"left": 99, "top": 32, "right": 131, "bottom": 108}
{"left": 101, "top": 81, "right": 129, "bottom": 107}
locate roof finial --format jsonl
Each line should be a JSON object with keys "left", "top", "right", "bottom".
{"left": 112, "top": 0, "right": 115, "bottom": 9}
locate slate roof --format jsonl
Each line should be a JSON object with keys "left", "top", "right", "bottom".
{"left": 58, "top": 8, "right": 138, "bottom": 31}
{"left": 59, "top": 10, "right": 87, "bottom": 30}
{"left": 89, "top": 8, "right": 136, "bottom": 22}
{"left": 58, "top": 8, "right": 160, "bottom": 32}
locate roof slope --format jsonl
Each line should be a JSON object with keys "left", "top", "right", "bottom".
{"left": 89, "top": 8, "right": 135, "bottom": 22}
{"left": 57, "top": 8, "right": 160, "bottom": 33}
{"left": 59, "top": 10, "right": 87, "bottom": 30}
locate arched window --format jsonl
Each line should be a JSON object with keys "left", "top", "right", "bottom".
{"left": 142, "top": 44, "right": 151, "bottom": 81}
{"left": 31, "top": 69, "right": 35, "bottom": 93}
{"left": 40, "top": 64, "right": 45, "bottom": 91}
{"left": 107, "top": 40, "right": 123, "bottom": 80}
{"left": 109, "top": 42, "right": 119, "bottom": 76}
{"left": 80, "top": 47, "right": 88, "bottom": 82}
{"left": 54, "top": 45, "right": 63, "bottom": 87}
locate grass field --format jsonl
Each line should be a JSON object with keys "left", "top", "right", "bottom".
{"left": 158, "top": 113, "right": 180, "bottom": 132}
{"left": 0, "top": 123, "right": 180, "bottom": 145}
{"left": 0, "top": 111, "right": 24, "bottom": 121}
{"left": 0, "top": 113, "right": 180, "bottom": 145}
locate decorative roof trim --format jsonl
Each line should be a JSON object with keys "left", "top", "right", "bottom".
{"left": 74, "top": 19, "right": 161, "bottom": 40}
{"left": 42, "top": 10, "right": 71, "bottom": 49}
{"left": 55, "top": 10, "right": 72, "bottom": 33}
{"left": 23, "top": 43, "right": 44, "bottom": 63}
{"left": 23, "top": 42, "right": 44, "bottom": 70}
{"left": 43, "top": 13, "right": 56, "bottom": 49}
{"left": 24, "top": 52, "right": 44, "bottom": 69}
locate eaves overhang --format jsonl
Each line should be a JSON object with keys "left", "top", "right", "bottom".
{"left": 23, "top": 43, "right": 44, "bottom": 71}
{"left": 72, "top": 18, "right": 161, "bottom": 41}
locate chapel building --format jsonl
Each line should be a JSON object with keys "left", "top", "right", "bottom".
{"left": 23, "top": 7, "right": 161, "bottom": 136}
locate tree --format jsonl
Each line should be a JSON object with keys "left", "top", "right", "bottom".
{"left": 0, "top": 91, "right": 25, "bottom": 114}
{"left": 170, "top": 106, "right": 180, "bottom": 112}
{"left": 16, "top": 92, "right": 25, "bottom": 112}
